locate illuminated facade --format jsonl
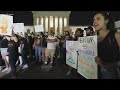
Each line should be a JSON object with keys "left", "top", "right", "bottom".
{"left": 32, "top": 11, "right": 71, "bottom": 35}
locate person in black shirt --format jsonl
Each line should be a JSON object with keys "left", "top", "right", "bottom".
{"left": 6, "top": 34, "right": 19, "bottom": 79}
{"left": 20, "top": 34, "right": 28, "bottom": 69}
{"left": 27, "top": 34, "right": 34, "bottom": 60}
{"left": 94, "top": 12, "right": 120, "bottom": 79}
{"left": 41, "top": 32, "right": 48, "bottom": 63}
{"left": 0, "top": 35, "right": 4, "bottom": 70}
{"left": 0, "top": 35, "right": 10, "bottom": 73}
{"left": 60, "top": 31, "right": 72, "bottom": 64}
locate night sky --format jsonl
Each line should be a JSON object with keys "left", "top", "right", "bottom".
{"left": 0, "top": 11, "right": 33, "bottom": 25}
{"left": 69, "top": 11, "right": 120, "bottom": 26}
{"left": 0, "top": 11, "right": 120, "bottom": 26}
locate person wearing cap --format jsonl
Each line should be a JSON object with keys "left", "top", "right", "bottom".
{"left": 84, "top": 26, "right": 95, "bottom": 36}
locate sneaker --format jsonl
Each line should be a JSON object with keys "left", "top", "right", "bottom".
{"left": 0, "top": 66, "right": 2, "bottom": 71}
{"left": 41, "top": 64, "right": 47, "bottom": 69}
{"left": 49, "top": 62, "right": 53, "bottom": 67}
{"left": 45, "top": 61, "right": 47, "bottom": 65}
{"left": 22, "top": 64, "right": 28, "bottom": 70}
{"left": 44, "top": 62, "right": 48, "bottom": 67}
{"left": 2, "top": 68, "right": 9, "bottom": 72}
{"left": 6, "top": 68, "right": 11, "bottom": 74}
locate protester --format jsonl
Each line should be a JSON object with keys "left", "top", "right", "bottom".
{"left": 0, "top": 35, "right": 11, "bottom": 73}
{"left": 33, "top": 33, "right": 42, "bottom": 63}
{"left": 0, "top": 35, "right": 4, "bottom": 71}
{"left": 60, "top": 31, "right": 72, "bottom": 64}
{"left": 6, "top": 33, "right": 20, "bottom": 79}
{"left": 45, "top": 31, "right": 57, "bottom": 66}
{"left": 84, "top": 26, "right": 95, "bottom": 36}
{"left": 20, "top": 33, "right": 28, "bottom": 69}
{"left": 41, "top": 32, "right": 48, "bottom": 64}
{"left": 66, "top": 28, "right": 84, "bottom": 79}
{"left": 93, "top": 11, "right": 120, "bottom": 79}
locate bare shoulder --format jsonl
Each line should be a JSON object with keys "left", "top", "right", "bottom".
{"left": 115, "top": 32, "right": 120, "bottom": 38}
{"left": 115, "top": 32, "right": 120, "bottom": 47}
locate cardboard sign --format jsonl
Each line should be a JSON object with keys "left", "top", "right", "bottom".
{"left": 77, "top": 36, "right": 98, "bottom": 79}
{"left": 0, "top": 14, "right": 13, "bottom": 36}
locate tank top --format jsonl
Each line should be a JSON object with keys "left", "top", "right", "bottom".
{"left": 35, "top": 38, "right": 41, "bottom": 46}
{"left": 98, "top": 30, "right": 119, "bottom": 63}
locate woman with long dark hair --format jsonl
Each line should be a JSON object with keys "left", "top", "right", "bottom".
{"left": 93, "top": 11, "right": 120, "bottom": 79}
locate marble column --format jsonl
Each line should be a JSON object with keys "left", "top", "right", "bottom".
{"left": 57, "top": 16, "right": 60, "bottom": 35}
{"left": 39, "top": 16, "right": 41, "bottom": 25}
{"left": 62, "top": 16, "right": 64, "bottom": 35}
{"left": 67, "top": 16, "right": 69, "bottom": 27}
{"left": 53, "top": 16, "right": 55, "bottom": 33}
{"left": 48, "top": 16, "right": 50, "bottom": 34}
{"left": 34, "top": 16, "right": 37, "bottom": 25}
{"left": 43, "top": 16, "right": 46, "bottom": 32}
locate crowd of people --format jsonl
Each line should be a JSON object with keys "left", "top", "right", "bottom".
{"left": 0, "top": 11, "right": 120, "bottom": 79}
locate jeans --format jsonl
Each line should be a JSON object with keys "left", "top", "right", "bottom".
{"left": 9, "top": 52, "right": 19, "bottom": 79}
{"left": 100, "top": 66, "right": 119, "bottom": 79}
{"left": 60, "top": 47, "right": 66, "bottom": 63}
{"left": 21, "top": 50, "right": 28, "bottom": 65}
{"left": 0, "top": 58, "right": 2, "bottom": 66}
{"left": 35, "top": 45, "right": 42, "bottom": 61}
{"left": 0, "top": 52, "right": 2, "bottom": 66}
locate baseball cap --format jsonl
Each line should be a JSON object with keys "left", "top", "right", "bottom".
{"left": 84, "top": 26, "right": 93, "bottom": 31}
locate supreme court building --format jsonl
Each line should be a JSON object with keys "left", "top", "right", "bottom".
{"left": 32, "top": 11, "right": 71, "bottom": 35}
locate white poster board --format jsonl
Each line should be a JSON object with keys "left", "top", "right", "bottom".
{"left": 34, "top": 25, "right": 44, "bottom": 32}
{"left": 0, "top": 14, "right": 13, "bottom": 36}
{"left": 115, "top": 20, "right": 120, "bottom": 28}
{"left": 24, "top": 26, "right": 34, "bottom": 33}
{"left": 13, "top": 23, "right": 24, "bottom": 35}
{"left": 77, "top": 36, "right": 98, "bottom": 79}
{"left": 66, "top": 41, "right": 79, "bottom": 69}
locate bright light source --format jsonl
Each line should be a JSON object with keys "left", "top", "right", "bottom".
{"left": 50, "top": 16, "right": 53, "bottom": 28}
{"left": 64, "top": 18, "right": 67, "bottom": 27}
{"left": 45, "top": 16, "right": 48, "bottom": 32}
{"left": 59, "top": 17, "right": 62, "bottom": 35}
{"left": 55, "top": 17, "right": 58, "bottom": 35}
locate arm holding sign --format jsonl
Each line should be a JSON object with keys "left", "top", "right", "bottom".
{"left": 115, "top": 32, "right": 120, "bottom": 66}
{"left": 95, "top": 56, "right": 107, "bottom": 68}
{"left": 95, "top": 56, "right": 120, "bottom": 68}
{"left": 47, "top": 36, "right": 57, "bottom": 43}
{"left": 95, "top": 32, "right": 120, "bottom": 68}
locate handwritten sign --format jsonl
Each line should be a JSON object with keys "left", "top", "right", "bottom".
{"left": 66, "top": 41, "right": 79, "bottom": 69}
{"left": 34, "top": 25, "right": 44, "bottom": 32}
{"left": 13, "top": 23, "right": 24, "bottom": 34}
{"left": 77, "top": 36, "right": 98, "bottom": 79}
{"left": 0, "top": 14, "right": 13, "bottom": 36}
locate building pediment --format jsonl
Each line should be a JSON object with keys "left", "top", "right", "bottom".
{"left": 32, "top": 11, "right": 71, "bottom": 17}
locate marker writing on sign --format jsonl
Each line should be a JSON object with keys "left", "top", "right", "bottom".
{"left": 79, "top": 49, "right": 95, "bottom": 56}
{"left": 79, "top": 37, "right": 95, "bottom": 45}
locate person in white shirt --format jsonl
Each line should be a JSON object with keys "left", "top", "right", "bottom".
{"left": 45, "top": 31, "right": 57, "bottom": 66}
